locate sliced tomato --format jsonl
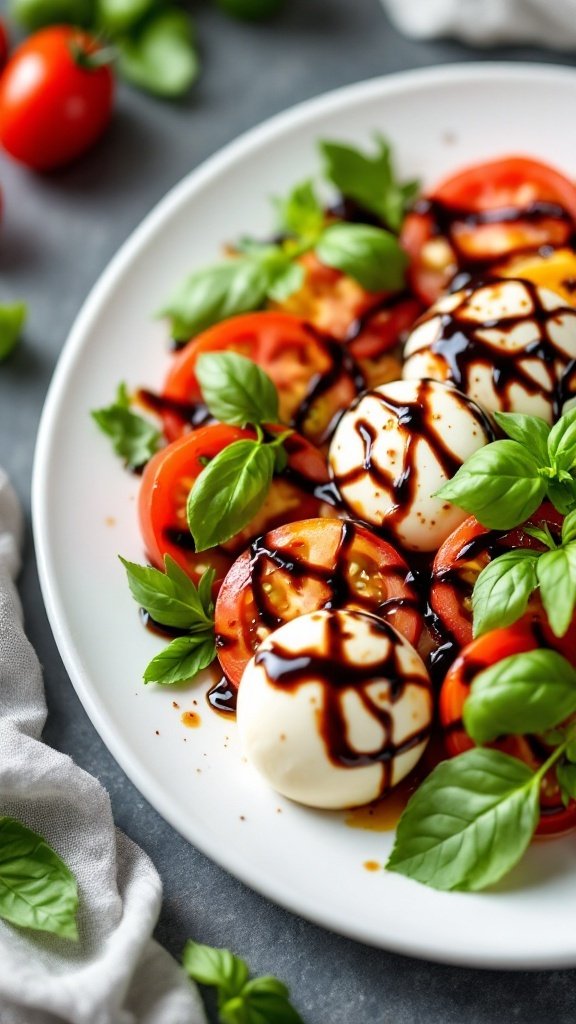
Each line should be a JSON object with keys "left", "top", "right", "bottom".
{"left": 160, "top": 312, "right": 362, "bottom": 448}
{"left": 401, "top": 156, "right": 576, "bottom": 304}
{"left": 215, "top": 518, "right": 423, "bottom": 687}
{"left": 138, "top": 424, "right": 336, "bottom": 590}
{"left": 346, "top": 295, "right": 421, "bottom": 389}
{"left": 439, "top": 624, "right": 576, "bottom": 837}
{"left": 429, "top": 503, "right": 576, "bottom": 653}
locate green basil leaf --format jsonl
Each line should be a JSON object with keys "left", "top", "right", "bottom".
{"left": 562, "top": 508, "right": 576, "bottom": 546}
{"left": 537, "top": 545, "right": 576, "bottom": 637}
{"left": 544, "top": 477, "right": 576, "bottom": 516}
{"left": 523, "top": 523, "right": 556, "bottom": 549}
{"left": 231, "top": 978, "right": 305, "bottom": 1024}
{"left": 91, "top": 388, "right": 161, "bottom": 469}
{"left": 316, "top": 223, "right": 407, "bottom": 292}
{"left": 386, "top": 748, "right": 539, "bottom": 891}
{"left": 187, "top": 440, "right": 275, "bottom": 551}
{"left": 197, "top": 566, "right": 216, "bottom": 617}
{"left": 97, "top": 0, "right": 156, "bottom": 33}
{"left": 117, "top": 9, "right": 199, "bottom": 99}
{"left": 0, "top": 302, "right": 26, "bottom": 361}
{"left": 320, "top": 135, "right": 419, "bottom": 232}
{"left": 472, "top": 549, "right": 538, "bottom": 638}
{"left": 493, "top": 411, "right": 550, "bottom": 465}
{"left": 195, "top": 351, "right": 279, "bottom": 427}
{"left": 463, "top": 649, "right": 576, "bottom": 744}
{"left": 436, "top": 440, "right": 546, "bottom": 529}
{"left": 143, "top": 633, "right": 215, "bottom": 684}
{"left": 182, "top": 940, "right": 249, "bottom": 998}
{"left": 274, "top": 180, "right": 324, "bottom": 240}
{"left": 0, "top": 817, "right": 78, "bottom": 939}
{"left": 10, "top": 0, "right": 92, "bottom": 29}
{"left": 557, "top": 762, "right": 576, "bottom": 804}
{"left": 548, "top": 405, "right": 576, "bottom": 472}
{"left": 119, "top": 556, "right": 215, "bottom": 629}
{"left": 266, "top": 262, "right": 305, "bottom": 302}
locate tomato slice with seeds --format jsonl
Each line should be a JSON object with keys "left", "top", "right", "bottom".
{"left": 214, "top": 517, "right": 423, "bottom": 688}
{"left": 439, "top": 624, "right": 576, "bottom": 837}
{"left": 138, "top": 424, "right": 336, "bottom": 590}
{"left": 401, "top": 156, "right": 576, "bottom": 304}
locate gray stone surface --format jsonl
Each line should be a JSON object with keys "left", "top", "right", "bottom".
{"left": 1, "top": 0, "right": 576, "bottom": 1020}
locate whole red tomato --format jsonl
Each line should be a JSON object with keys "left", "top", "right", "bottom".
{"left": 0, "top": 26, "right": 114, "bottom": 171}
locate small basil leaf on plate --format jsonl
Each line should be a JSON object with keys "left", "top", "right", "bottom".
{"left": 143, "top": 634, "right": 215, "bottom": 685}
{"left": 119, "top": 556, "right": 215, "bottom": 630}
{"left": 463, "top": 649, "right": 576, "bottom": 744}
{"left": 386, "top": 748, "right": 539, "bottom": 891}
{"left": 187, "top": 440, "right": 275, "bottom": 551}
{"left": 91, "top": 388, "right": 161, "bottom": 469}
{"left": 274, "top": 179, "right": 325, "bottom": 240}
{"left": 0, "top": 302, "right": 26, "bottom": 361}
{"left": 493, "top": 411, "right": 550, "bottom": 465}
{"left": 536, "top": 545, "right": 576, "bottom": 637}
{"left": 436, "top": 440, "right": 546, "bottom": 529}
{"left": 0, "top": 817, "right": 79, "bottom": 939}
{"left": 472, "top": 549, "right": 539, "bottom": 637}
{"left": 195, "top": 351, "right": 279, "bottom": 427}
{"left": 161, "top": 260, "right": 267, "bottom": 341}
{"left": 315, "top": 223, "right": 407, "bottom": 292}
{"left": 319, "top": 135, "right": 419, "bottom": 231}
{"left": 182, "top": 940, "right": 250, "bottom": 997}
{"left": 117, "top": 9, "right": 199, "bottom": 99}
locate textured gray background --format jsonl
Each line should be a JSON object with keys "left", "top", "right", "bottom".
{"left": 1, "top": 0, "right": 576, "bottom": 1020}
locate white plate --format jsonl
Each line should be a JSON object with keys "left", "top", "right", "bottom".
{"left": 33, "top": 63, "right": 576, "bottom": 969}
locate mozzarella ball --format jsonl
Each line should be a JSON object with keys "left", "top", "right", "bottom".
{"left": 328, "top": 378, "right": 492, "bottom": 552}
{"left": 402, "top": 278, "right": 576, "bottom": 422}
{"left": 237, "top": 609, "right": 433, "bottom": 810}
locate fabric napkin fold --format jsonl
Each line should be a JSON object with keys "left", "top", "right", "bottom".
{"left": 380, "top": 0, "right": 576, "bottom": 48}
{"left": 0, "top": 468, "right": 206, "bottom": 1024}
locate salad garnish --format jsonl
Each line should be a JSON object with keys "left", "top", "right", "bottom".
{"left": 320, "top": 134, "right": 419, "bottom": 231}
{"left": 92, "top": 382, "right": 161, "bottom": 470}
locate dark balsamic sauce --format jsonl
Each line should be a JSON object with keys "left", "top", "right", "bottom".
{"left": 255, "top": 611, "right": 432, "bottom": 795}
{"left": 207, "top": 676, "right": 238, "bottom": 715}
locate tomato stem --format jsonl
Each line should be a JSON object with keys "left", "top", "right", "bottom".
{"left": 69, "top": 38, "right": 116, "bottom": 71}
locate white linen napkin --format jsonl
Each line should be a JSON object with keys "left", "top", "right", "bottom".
{"left": 380, "top": 0, "right": 576, "bottom": 48}
{"left": 0, "top": 468, "right": 206, "bottom": 1024}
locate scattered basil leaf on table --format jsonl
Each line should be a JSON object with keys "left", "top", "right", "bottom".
{"left": 320, "top": 135, "right": 419, "bottom": 231}
{"left": 472, "top": 549, "right": 539, "bottom": 638}
{"left": 92, "top": 383, "right": 161, "bottom": 469}
{"left": 183, "top": 941, "right": 304, "bottom": 1024}
{"left": 117, "top": 9, "right": 199, "bottom": 99}
{"left": 195, "top": 351, "right": 279, "bottom": 427}
{"left": 315, "top": 223, "right": 408, "bottom": 292}
{"left": 0, "top": 302, "right": 27, "bottom": 361}
{"left": 0, "top": 817, "right": 79, "bottom": 939}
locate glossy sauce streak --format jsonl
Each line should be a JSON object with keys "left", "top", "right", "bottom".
{"left": 207, "top": 676, "right": 238, "bottom": 715}
{"left": 254, "top": 613, "right": 432, "bottom": 796}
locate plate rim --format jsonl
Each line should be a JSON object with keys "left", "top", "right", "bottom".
{"left": 32, "top": 61, "right": 576, "bottom": 970}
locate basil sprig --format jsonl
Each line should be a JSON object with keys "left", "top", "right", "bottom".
{"left": 0, "top": 817, "right": 79, "bottom": 939}
{"left": 120, "top": 556, "right": 216, "bottom": 684}
{"left": 183, "top": 941, "right": 304, "bottom": 1024}
{"left": 472, "top": 503, "right": 576, "bottom": 638}
{"left": 161, "top": 142, "right": 409, "bottom": 340}
{"left": 0, "top": 302, "right": 26, "bottom": 361}
{"left": 388, "top": 648, "right": 576, "bottom": 891}
{"left": 186, "top": 351, "right": 291, "bottom": 552}
{"left": 92, "top": 382, "right": 161, "bottom": 470}
{"left": 437, "top": 408, "right": 576, "bottom": 529}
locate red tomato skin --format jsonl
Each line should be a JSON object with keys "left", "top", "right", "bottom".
{"left": 0, "top": 20, "right": 10, "bottom": 73}
{"left": 0, "top": 27, "right": 114, "bottom": 171}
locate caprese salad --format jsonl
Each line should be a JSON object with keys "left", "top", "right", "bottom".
{"left": 93, "top": 138, "right": 576, "bottom": 893}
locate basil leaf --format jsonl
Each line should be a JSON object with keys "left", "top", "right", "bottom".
{"left": 0, "top": 302, "right": 26, "bottom": 361}
{"left": 182, "top": 940, "right": 249, "bottom": 998}
{"left": 197, "top": 566, "right": 216, "bottom": 617}
{"left": 320, "top": 135, "right": 419, "bottom": 232}
{"left": 187, "top": 440, "right": 275, "bottom": 551}
{"left": 117, "top": 10, "right": 199, "bottom": 99}
{"left": 544, "top": 476, "right": 576, "bottom": 516}
{"left": 226, "top": 977, "right": 305, "bottom": 1024}
{"left": 315, "top": 223, "right": 407, "bottom": 292}
{"left": 557, "top": 762, "right": 576, "bottom": 804}
{"left": 120, "top": 556, "right": 215, "bottom": 629}
{"left": 436, "top": 440, "right": 546, "bottom": 529}
{"left": 472, "top": 549, "right": 538, "bottom": 638}
{"left": 548, "top": 405, "right": 576, "bottom": 472}
{"left": 537, "top": 545, "right": 576, "bottom": 637}
{"left": 143, "top": 633, "right": 215, "bottom": 684}
{"left": 195, "top": 351, "right": 279, "bottom": 427}
{"left": 386, "top": 748, "right": 539, "bottom": 891}
{"left": 92, "top": 387, "right": 161, "bottom": 470}
{"left": 274, "top": 180, "right": 324, "bottom": 240}
{"left": 562, "top": 508, "right": 576, "bottom": 546}
{"left": 463, "top": 649, "right": 576, "bottom": 744}
{"left": 523, "top": 523, "right": 556, "bottom": 549}
{"left": 493, "top": 411, "right": 550, "bottom": 465}
{"left": 97, "top": 0, "right": 156, "bottom": 33}
{"left": 10, "top": 0, "right": 92, "bottom": 29}
{"left": 0, "top": 817, "right": 78, "bottom": 939}
{"left": 266, "top": 262, "right": 305, "bottom": 302}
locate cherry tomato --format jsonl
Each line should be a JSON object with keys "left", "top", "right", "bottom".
{"left": 214, "top": 517, "right": 423, "bottom": 687}
{"left": 439, "top": 624, "right": 576, "bottom": 837}
{"left": 429, "top": 503, "right": 576, "bottom": 657}
{"left": 401, "top": 157, "right": 576, "bottom": 304}
{"left": 492, "top": 247, "right": 576, "bottom": 306}
{"left": 0, "top": 27, "right": 114, "bottom": 171}
{"left": 161, "top": 312, "right": 362, "bottom": 448}
{"left": 138, "top": 424, "right": 336, "bottom": 590}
